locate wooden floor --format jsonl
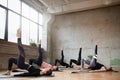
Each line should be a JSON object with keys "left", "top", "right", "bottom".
{"left": 0, "top": 69, "right": 120, "bottom": 80}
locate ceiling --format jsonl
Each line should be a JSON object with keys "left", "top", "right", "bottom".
{"left": 39, "top": 0, "right": 91, "bottom": 6}
{"left": 38, "top": 0, "right": 120, "bottom": 15}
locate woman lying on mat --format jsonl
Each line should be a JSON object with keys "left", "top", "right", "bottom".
{"left": 81, "top": 40, "right": 113, "bottom": 72}
{"left": 69, "top": 47, "right": 82, "bottom": 68}
{"left": 81, "top": 55, "right": 113, "bottom": 72}
{"left": 29, "top": 40, "right": 59, "bottom": 71}
{"left": 55, "top": 48, "right": 70, "bottom": 68}
{"left": 4, "top": 29, "right": 52, "bottom": 77}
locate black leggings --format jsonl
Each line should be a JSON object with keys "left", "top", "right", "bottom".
{"left": 8, "top": 38, "right": 41, "bottom": 76}
{"left": 70, "top": 59, "right": 80, "bottom": 67}
{"left": 8, "top": 38, "right": 30, "bottom": 70}
{"left": 55, "top": 59, "right": 70, "bottom": 68}
{"left": 69, "top": 48, "right": 82, "bottom": 67}
{"left": 29, "top": 44, "right": 42, "bottom": 66}
{"left": 95, "top": 45, "right": 98, "bottom": 55}
{"left": 55, "top": 50, "right": 70, "bottom": 68}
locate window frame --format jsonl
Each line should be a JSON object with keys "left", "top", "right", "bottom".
{"left": 0, "top": 1, "right": 43, "bottom": 46}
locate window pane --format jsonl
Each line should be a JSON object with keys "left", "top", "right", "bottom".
{"left": 8, "top": 11, "right": 20, "bottom": 43}
{"left": 39, "top": 13, "right": 43, "bottom": 25}
{"left": 30, "top": 22, "right": 38, "bottom": 44}
{"left": 22, "top": 2, "right": 30, "bottom": 18}
{"left": 30, "top": 7, "right": 38, "bottom": 22}
{"left": 39, "top": 25, "right": 42, "bottom": 40}
{"left": 8, "top": 0, "right": 21, "bottom": 13}
{"left": 0, "top": 0, "right": 7, "bottom": 7}
{"left": 21, "top": 17, "right": 30, "bottom": 45}
{"left": 0, "top": 7, "right": 6, "bottom": 39}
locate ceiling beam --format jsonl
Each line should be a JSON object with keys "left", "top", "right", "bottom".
{"left": 46, "top": 0, "right": 120, "bottom": 15}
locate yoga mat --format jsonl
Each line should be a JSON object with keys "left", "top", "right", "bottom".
{"left": 41, "top": 73, "right": 55, "bottom": 77}
{"left": 53, "top": 68, "right": 63, "bottom": 72}
{"left": 0, "top": 73, "right": 55, "bottom": 78}
{"left": 0, "top": 74, "right": 13, "bottom": 78}
{"left": 12, "top": 69, "right": 28, "bottom": 72}
{"left": 57, "top": 68, "right": 63, "bottom": 72}
{"left": 71, "top": 70, "right": 89, "bottom": 73}
{"left": 71, "top": 70, "right": 119, "bottom": 73}
{"left": 0, "top": 70, "right": 55, "bottom": 78}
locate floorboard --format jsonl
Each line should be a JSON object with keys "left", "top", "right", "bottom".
{"left": 0, "top": 69, "right": 120, "bottom": 80}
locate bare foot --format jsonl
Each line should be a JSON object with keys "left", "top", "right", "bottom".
{"left": 4, "top": 70, "right": 11, "bottom": 75}
{"left": 16, "top": 28, "right": 21, "bottom": 38}
{"left": 95, "top": 39, "right": 100, "bottom": 45}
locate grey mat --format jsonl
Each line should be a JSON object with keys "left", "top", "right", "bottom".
{"left": 12, "top": 69, "right": 28, "bottom": 72}
{"left": 71, "top": 70, "right": 119, "bottom": 73}
{"left": 60, "top": 67, "right": 76, "bottom": 71}
{"left": 71, "top": 70, "right": 89, "bottom": 73}
{"left": 0, "top": 73, "right": 55, "bottom": 78}
{"left": 0, "top": 74, "right": 13, "bottom": 78}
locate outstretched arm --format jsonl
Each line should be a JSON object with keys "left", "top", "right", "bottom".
{"left": 89, "top": 66, "right": 107, "bottom": 72}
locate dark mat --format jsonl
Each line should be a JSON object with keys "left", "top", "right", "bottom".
{"left": 41, "top": 73, "right": 55, "bottom": 77}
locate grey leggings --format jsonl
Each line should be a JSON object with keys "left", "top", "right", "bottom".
{"left": 81, "top": 56, "right": 97, "bottom": 68}
{"left": 82, "top": 56, "right": 104, "bottom": 70}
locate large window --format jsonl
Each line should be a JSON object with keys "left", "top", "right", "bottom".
{"left": 8, "top": 11, "right": 20, "bottom": 42}
{"left": 30, "top": 7, "right": 38, "bottom": 23}
{"left": 39, "top": 25, "right": 42, "bottom": 40}
{"left": 39, "top": 13, "right": 43, "bottom": 25}
{"left": 39, "top": 13, "right": 43, "bottom": 40}
{"left": 21, "top": 17, "right": 30, "bottom": 45}
{"left": 30, "top": 21, "right": 38, "bottom": 44}
{"left": 0, "top": 7, "right": 6, "bottom": 39}
{"left": 22, "top": 2, "right": 30, "bottom": 19}
{"left": 8, "top": 0, "right": 21, "bottom": 13}
{"left": 0, "top": 0, "right": 7, "bottom": 7}
{"left": 0, "top": 1, "right": 43, "bottom": 45}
